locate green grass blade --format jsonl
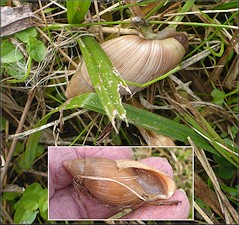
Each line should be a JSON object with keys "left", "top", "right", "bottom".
{"left": 66, "top": 0, "right": 91, "bottom": 24}
{"left": 212, "top": 0, "right": 239, "bottom": 10}
{"left": 26, "top": 93, "right": 238, "bottom": 168}
{"left": 181, "top": 113, "right": 238, "bottom": 168}
{"left": 168, "top": 0, "right": 195, "bottom": 28}
{"left": 123, "top": 103, "right": 217, "bottom": 154}
{"left": 78, "top": 35, "right": 129, "bottom": 130}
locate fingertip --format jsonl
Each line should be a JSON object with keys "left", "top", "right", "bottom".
{"left": 139, "top": 157, "right": 174, "bottom": 179}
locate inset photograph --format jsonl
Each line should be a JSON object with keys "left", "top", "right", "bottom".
{"left": 48, "top": 146, "right": 193, "bottom": 220}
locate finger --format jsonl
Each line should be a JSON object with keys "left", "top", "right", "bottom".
{"left": 122, "top": 189, "right": 190, "bottom": 219}
{"left": 49, "top": 186, "right": 80, "bottom": 219}
{"left": 49, "top": 147, "right": 79, "bottom": 190}
{"left": 49, "top": 186, "right": 119, "bottom": 219}
{"left": 139, "top": 157, "right": 174, "bottom": 179}
{"left": 77, "top": 146, "right": 134, "bottom": 160}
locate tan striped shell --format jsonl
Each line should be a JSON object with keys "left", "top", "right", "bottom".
{"left": 63, "top": 157, "right": 176, "bottom": 206}
{"left": 65, "top": 31, "right": 188, "bottom": 98}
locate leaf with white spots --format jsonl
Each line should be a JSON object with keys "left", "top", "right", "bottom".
{"left": 78, "top": 36, "right": 130, "bottom": 131}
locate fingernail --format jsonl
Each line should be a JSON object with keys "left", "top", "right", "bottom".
{"left": 178, "top": 188, "right": 186, "bottom": 195}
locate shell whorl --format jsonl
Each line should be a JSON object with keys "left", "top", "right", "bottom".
{"left": 65, "top": 34, "right": 187, "bottom": 98}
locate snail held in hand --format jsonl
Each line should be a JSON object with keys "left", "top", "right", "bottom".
{"left": 65, "top": 23, "right": 188, "bottom": 98}
{"left": 63, "top": 157, "right": 177, "bottom": 207}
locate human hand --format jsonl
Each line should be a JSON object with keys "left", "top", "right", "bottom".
{"left": 48, "top": 146, "right": 190, "bottom": 219}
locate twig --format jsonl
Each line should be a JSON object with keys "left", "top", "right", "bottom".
{"left": 1, "top": 205, "right": 14, "bottom": 224}
{"left": 7, "top": 110, "right": 88, "bottom": 140}
{"left": 190, "top": 138, "right": 239, "bottom": 224}
{"left": 194, "top": 201, "right": 214, "bottom": 224}
{"left": 1, "top": 89, "right": 36, "bottom": 184}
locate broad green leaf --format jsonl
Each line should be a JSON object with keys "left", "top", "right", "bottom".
{"left": 26, "top": 37, "right": 46, "bottom": 62}
{"left": 14, "top": 193, "right": 39, "bottom": 211}
{"left": 14, "top": 27, "right": 38, "bottom": 43}
{"left": 78, "top": 35, "right": 129, "bottom": 130}
{"left": 66, "top": 0, "right": 91, "bottom": 24}
{"left": 1, "top": 40, "right": 23, "bottom": 63}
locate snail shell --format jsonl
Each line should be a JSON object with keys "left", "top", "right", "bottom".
{"left": 63, "top": 157, "right": 176, "bottom": 206}
{"left": 65, "top": 29, "right": 188, "bottom": 98}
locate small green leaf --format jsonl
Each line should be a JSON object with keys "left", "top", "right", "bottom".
{"left": 215, "top": 165, "right": 234, "bottom": 180}
{"left": 6, "top": 55, "right": 32, "bottom": 83}
{"left": 23, "top": 183, "right": 43, "bottom": 195}
{"left": 213, "top": 154, "right": 236, "bottom": 179}
{"left": 211, "top": 88, "right": 225, "bottom": 105}
{"left": 3, "top": 192, "right": 21, "bottom": 201}
{"left": 14, "top": 27, "right": 38, "bottom": 43}
{"left": 1, "top": 40, "right": 23, "bottom": 63}
{"left": 14, "top": 208, "right": 37, "bottom": 224}
{"left": 4, "top": 60, "right": 26, "bottom": 79}
{"left": 13, "top": 183, "right": 46, "bottom": 223}
{"left": 26, "top": 37, "right": 46, "bottom": 62}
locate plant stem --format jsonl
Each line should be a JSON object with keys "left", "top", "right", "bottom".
{"left": 169, "top": 0, "right": 195, "bottom": 29}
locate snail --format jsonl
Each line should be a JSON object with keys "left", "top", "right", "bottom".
{"left": 63, "top": 157, "right": 176, "bottom": 207}
{"left": 65, "top": 27, "right": 188, "bottom": 98}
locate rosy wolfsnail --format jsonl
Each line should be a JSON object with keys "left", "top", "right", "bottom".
{"left": 63, "top": 157, "right": 176, "bottom": 206}
{"left": 65, "top": 27, "right": 188, "bottom": 98}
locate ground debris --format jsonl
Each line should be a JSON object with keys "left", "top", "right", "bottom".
{"left": 1, "top": 3, "right": 34, "bottom": 37}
